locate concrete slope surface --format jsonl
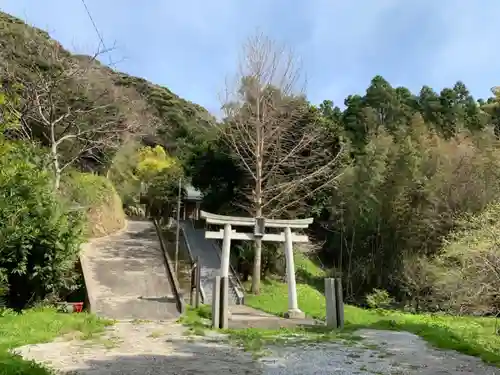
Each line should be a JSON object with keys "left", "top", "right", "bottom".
{"left": 180, "top": 220, "right": 241, "bottom": 305}
{"left": 80, "top": 220, "right": 179, "bottom": 320}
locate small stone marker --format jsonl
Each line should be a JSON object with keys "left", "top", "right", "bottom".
{"left": 325, "top": 277, "right": 344, "bottom": 328}
{"left": 325, "top": 278, "right": 338, "bottom": 328}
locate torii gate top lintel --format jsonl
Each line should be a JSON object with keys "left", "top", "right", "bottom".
{"left": 199, "top": 210, "right": 313, "bottom": 229}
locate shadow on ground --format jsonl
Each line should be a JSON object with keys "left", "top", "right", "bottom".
{"left": 14, "top": 338, "right": 260, "bottom": 375}
{"left": 126, "top": 227, "right": 158, "bottom": 241}
{"left": 138, "top": 295, "right": 177, "bottom": 304}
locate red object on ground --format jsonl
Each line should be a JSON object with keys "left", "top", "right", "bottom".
{"left": 72, "top": 302, "right": 84, "bottom": 313}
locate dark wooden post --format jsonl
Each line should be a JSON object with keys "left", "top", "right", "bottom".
{"left": 335, "top": 278, "right": 344, "bottom": 329}
{"left": 194, "top": 256, "right": 201, "bottom": 308}
{"left": 190, "top": 262, "right": 196, "bottom": 306}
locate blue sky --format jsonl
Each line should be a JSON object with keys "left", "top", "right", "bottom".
{"left": 2, "top": 0, "right": 499, "bottom": 115}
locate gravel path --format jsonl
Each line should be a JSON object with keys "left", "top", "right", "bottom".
{"left": 13, "top": 322, "right": 500, "bottom": 375}
{"left": 13, "top": 321, "right": 258, "bottom": 375}
{"left": 260, "top": 329, "right": 500, "bottom": 375}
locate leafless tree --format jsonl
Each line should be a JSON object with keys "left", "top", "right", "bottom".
{"left": 10, "top": 44, "right": 144, "bottom": 189}
{"left": 219, "top": 32, "right": 346, "bottom": 293}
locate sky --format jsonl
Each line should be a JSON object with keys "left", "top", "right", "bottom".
{"left": 1, "top": 0, "right": 499, "bottom": 115}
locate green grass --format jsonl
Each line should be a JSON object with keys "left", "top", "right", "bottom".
{"left": 0, "top": 307, "right": 113, "bottom": 375}
{"left": 294, "top": 251, "right": 326, "bottom": 278}
{"left": 180, "top": 304, "right": 361, "bottom": 357}
{"left": 180, "top": 253, "right": 500, "bottom": 365}
{"left": 245, "top": 278, "right": 500, "bottom": 366}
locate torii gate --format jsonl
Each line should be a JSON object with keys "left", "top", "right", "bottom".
{"left": 200, "top": 211, "right": 313, "bottom": 321}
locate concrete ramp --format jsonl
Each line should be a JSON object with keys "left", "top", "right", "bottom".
{"left": 80, "top": 220, "right": 180, "bottom": 320}
{"left": 180, "top": 220, "right": 244, "bottom": 305}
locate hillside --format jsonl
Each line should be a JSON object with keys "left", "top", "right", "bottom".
{"left": 0, "top": 11, "right": 215, "bottom": 165}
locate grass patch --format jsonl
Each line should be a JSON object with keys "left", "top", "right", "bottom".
{"left": 179, "top": 305, "right": 360, "bottom": 357}
{"left": 148, "top": 331, "right": 163, "bottom": 339}
{"left": 294, "top": 251, "right": 326, "bottom": 278}
{"left": 224, "top": 325, "right": 360, "bottom": 358}
{"left": 178, "top": 304, "right": 212, "bottom": 335}
{"left": 0, "top": 307, "right": 113, "bottom": 375}
{"left": 245, "top": 279, "right": 500, "bottom": 366}
{"left": 131, "top": 318, "right": 151, "bottom": 325}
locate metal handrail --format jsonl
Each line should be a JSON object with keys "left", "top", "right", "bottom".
{"left": 211, "top": 240, "right": 245, "bottom": 305}
{"left": 153, "top": 219, "right": 186, "bottom": 314}
{"left": 205, "top": 232, "right": 245, "bottom": 304}
{"left": 191, "top": 220, "right": 245, "bottom": 304}
{"left": 228, "top": 255, "right": 246, "bottom": 295}
{"left": 179, "top": 221, "right": 206, "bottom": 304}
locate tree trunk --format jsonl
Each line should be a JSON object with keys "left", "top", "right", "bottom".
{"left": 251, "top": 87, "right": 264, "bottom": 295}
{"left": 252, "top": 238, "right": 262, "bottom": 294}
{"left": 51, "top": 144, "right": 61, "bottom": 190}
{"left": 54, "top": 170, "right": 61, "bottom": 190}
{"left": 251, "top": 180, "right": 263, "bottom": 294}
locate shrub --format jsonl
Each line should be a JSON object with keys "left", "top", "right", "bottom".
{"left": 398, "top": 254, "right": 440, "bottom": 313}
{"left": 0, "top": 140, "right": 84, "bottom": 309}
{"left": 144, "top": 166, "right": 183, "bottom": 219}
{"left": 430, "top": 203, "right": 500, "bottom": 315}
{"left": 106, "top": 142, "right": 183, "bottom": 219}
{"left": 106, "top": 140, "right": 142, "bottom": 210}
{"left": 60, "top": 171, "right": 125, "bottom": 238}
{"left": 366, "top": 289, "right": 395, "bottom": 309}
{"left": 124, "top": 205, "right": 146, "bottom": 218}
{"left": 0, "top": 282, "right": 7, "bottom": 308}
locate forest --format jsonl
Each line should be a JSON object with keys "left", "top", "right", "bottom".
{"left": 1, "top": 10, "right": 500, "bottom": 318}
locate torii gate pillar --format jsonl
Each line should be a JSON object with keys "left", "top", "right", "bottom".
{"left": 201, "top": 211, "right": 313, "bottom": 319}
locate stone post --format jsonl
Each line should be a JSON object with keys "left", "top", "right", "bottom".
{"left": 211, "top": 276, "right": 221, "bottom": 328}
{"left": 219, "top": 276, "right": 229, "bottom": 329}
{"left": 325, "top": 278, "right": 337, "bottom": 328}
{"left": 284, "top": 227, "right": 304, "bottom": 319}
{"left": 218, "top": 224, "right": 232, "bottom": 328}
{"left": 221, "top": 224, "right": 232, "bottom": 277}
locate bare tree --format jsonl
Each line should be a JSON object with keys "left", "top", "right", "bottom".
{"left": 10, "top": 44, "right": 144, "bottom": 189}
{"left": 220, "top": 33, "right": 346, "bottom": 293}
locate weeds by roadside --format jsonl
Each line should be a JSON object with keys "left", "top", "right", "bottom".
{"left": 0, "top": 307, "right": 113, "bottom": 375}
{"left": 245, "top": 279, "right": 500, "bottom": 366}
{"left": 179, "top": 251, "right": 500, "bottom": 366}
{"left": 178, "top": 305, "right": 361, "bottom": 358}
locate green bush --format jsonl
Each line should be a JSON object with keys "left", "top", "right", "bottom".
{"left": 60, "top": 171, "right": 125, "bottom": 238}
{"left": 366, "top": 288, "right": 395, "bottom": 309}
{"left": 144, "top": 167, "right": 183, "bottom": 218}
{"left": 0, "top": 141, "right": 84, "bottom": 309}
{"left": 429, "top": 202, "right": 500, "bottom": 315}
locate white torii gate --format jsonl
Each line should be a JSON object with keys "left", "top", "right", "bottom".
{"left": 201, "top": 210, "right": 313, "bottom": 319}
